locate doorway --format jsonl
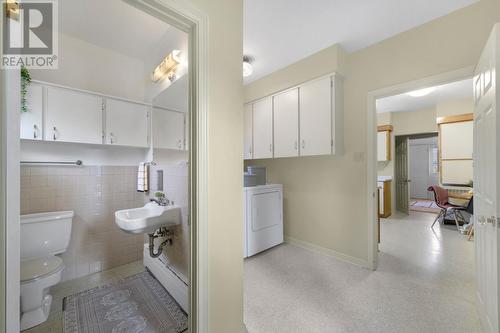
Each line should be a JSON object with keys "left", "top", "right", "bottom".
{"left": 0, "top": 0, "right": 209, "bottom": 331}
{"left": 394, "top": 133, "right": 439, "bottom": 214}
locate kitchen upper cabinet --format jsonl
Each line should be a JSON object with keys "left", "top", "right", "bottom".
{"left": 153, "top": 107, "right": 185, "bottom": 150}
{"left": 252, "top": 97, "right": 273, "bottom": 159}
{"left": 244, "top": 103, "right": 253, "bottom": 160}
{"left": 44, "top": 86, "right": 103, "bottom": 144}
{"left": 20, "top": 83, "right": 43, "bottom": 140}
{"left": 299, "top": 77, "right": 332, "bottom": 156}
{"left": 273, "top": 89, "right": 299, "bottom": 158}
{"left": 377, "top": 126, "right": 392, "bottom": 161}
{"left": 105, "top": 98, "right": 149, "bottom": 147}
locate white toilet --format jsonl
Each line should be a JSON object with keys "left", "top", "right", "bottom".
{"left": 20, "top": 211, "right": 73, "bottom": 330}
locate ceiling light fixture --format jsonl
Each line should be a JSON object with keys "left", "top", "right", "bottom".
{"left": 152, "top": 50, "right": 181, "bottom": 83}
{"left": 243, "top": 56, "right": 253, "bottom": 77}
{"left": 406, "top": 87, "right": 436, "bottom": 97}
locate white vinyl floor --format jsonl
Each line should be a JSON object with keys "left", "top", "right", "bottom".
{"left": 244, "top": 211, "right": 480, "bottom": 333}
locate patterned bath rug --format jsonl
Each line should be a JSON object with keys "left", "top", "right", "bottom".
{"left": 63, "top": 271, "right": 187, "bottom": 333}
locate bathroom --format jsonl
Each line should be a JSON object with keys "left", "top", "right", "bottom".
{"left": 17, "top": 1, "right": 190, "bottom": 332}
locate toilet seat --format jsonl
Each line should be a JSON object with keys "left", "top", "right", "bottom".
{"left": 21, "top": 256, "right": 63, "bottom": 283}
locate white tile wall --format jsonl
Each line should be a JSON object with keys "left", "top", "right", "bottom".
{"left": 21, "top": 165, "right": 146, "bottom": 281}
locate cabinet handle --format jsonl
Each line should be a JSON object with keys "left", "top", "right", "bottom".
{"left": 109, "top": 132, "right": 114, "bottom": 144}
{"left": 302, "top": 139, "right": 305, "bottom": 149}
{"left": 178, "top": 139, "right": 182, "bottom": 149}
{"left": 33, "top": 124, "right": 38, "bottom": 139}
{"left": 52, "top": 126, "right": 57, "bottom": 140}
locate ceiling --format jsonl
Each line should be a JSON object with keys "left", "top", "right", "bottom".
{"left": 59, "top": 0, "right": 187, "bottom": 66}
{"left": 376, "top": 78, "right": 473, "bottom": 113}
{"left": 244, "top": 0, "right": 478, "bottom": 84}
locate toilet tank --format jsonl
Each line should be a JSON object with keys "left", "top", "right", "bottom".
{"left": 20, "top": 211, "right": 74, "bottom": 260}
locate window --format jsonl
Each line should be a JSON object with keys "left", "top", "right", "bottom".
{"left": 430, "top": 147, "right": 439, "bottom": 174}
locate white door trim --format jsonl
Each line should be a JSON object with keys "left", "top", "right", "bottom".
{"left": 2, "top": 0, "right": 210, "bottom": 332}
{"left": 366, "top": 66, "right": 474, "bottom": 270}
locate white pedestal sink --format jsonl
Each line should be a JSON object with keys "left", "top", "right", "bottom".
{"left": 115, "top": 202, "right": 181, "bottom": 234}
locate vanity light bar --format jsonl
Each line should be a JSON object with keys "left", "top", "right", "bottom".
{"left": 152, "top": 50, "right": 181, "bottom": 82}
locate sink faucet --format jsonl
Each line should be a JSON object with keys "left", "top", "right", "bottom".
{"left": 150, "top": 197, "right": 170, "bottom": 206}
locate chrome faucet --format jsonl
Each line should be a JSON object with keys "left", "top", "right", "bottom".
{"left": 150, "top": 197, "right": 170, "bottom": 206}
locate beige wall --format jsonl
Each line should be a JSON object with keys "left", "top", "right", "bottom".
{"left": 244, "top": 0, "right": 500, "bottom": 265}
{"left": 437, "top": 97, "right": 474, "bottom": 117}
{"left": 392, "top": 107, "right": 438, "bottom": 135}
{"left": 189, "top": 0, "right": 245, "bottom": 332}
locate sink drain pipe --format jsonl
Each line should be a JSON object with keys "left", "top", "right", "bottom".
{"left": 148, "top": 227, "right": 174, "bottom": 258}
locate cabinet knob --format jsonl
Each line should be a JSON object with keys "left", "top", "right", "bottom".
{"left": 33, "top": 124, "right": 38, "bottom": 139}
{"left": 52, "top": 126, "right": 57, "bottom": 140}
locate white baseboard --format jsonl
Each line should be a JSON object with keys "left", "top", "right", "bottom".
{"left": 143, "top": 246, "right": 188, "bottom": 312}
{"left": 284, "top": 236, "right": 371, "bottom": 268}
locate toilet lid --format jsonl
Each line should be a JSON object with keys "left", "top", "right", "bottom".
{"left": 21, "top": 256, "right": 63, "bottom": 282}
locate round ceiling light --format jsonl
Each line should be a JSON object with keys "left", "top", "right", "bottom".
{"left": 406, "top": 87, "right": 436, "bottom": 97}
{"left": 243, "top": 56, "right": 253, "bottom": 77}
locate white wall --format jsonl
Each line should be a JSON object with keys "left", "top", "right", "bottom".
{"left": 30, "top": 33, "right": 146, "bottom": 101}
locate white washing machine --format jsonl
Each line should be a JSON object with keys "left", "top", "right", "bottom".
{"left": 244, "top": 184, "right": 283, "bottom": 258}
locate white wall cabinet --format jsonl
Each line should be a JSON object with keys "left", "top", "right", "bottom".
{"left": 244, "top": 73, "right": 343, "bottom": 160}
{"left": 244, "top": 103, "right": 253, "bottom": 160}
{"left": 377, "top": 127, "right": 392, "bottom": 162}
{"left": 105, "top": 98, "right": 149, "bottom": 147}
{"left": 273, "top": 89, "right": 299, "bottom": 158}
{"left": 45, "top": 86, "right": 103, "bottom": 144}
{"left": 20, "top": 83, "right": 43, "bottom": 140}
{"left": 299, "top": 77, "right": 333, "bottom": 156}
{"left": 152, "top": 107, "right": 185, "bottom": 150}
{"left": 252, "top": 97, "right": 273, "bottom": 159}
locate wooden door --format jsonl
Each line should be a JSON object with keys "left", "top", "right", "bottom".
{"left": 273, "top": 89, "right": 299, "bottom": 158}
{"left": 395, "top": 136, "right": 410, "bottom": 214}
{"left": 105, "top": 98, "right": 149, "bottom": 147}
{"left": 474, "top": 23, "right": 499, "bottom": 333}
{"left": 299, "top": 77, "right": 332, "bottom": 156}
{"left": 252, "top": 97, "right": 273, "bottom": 159}
{"left": 45, "top": 86, "right": 103, "bottom": 144}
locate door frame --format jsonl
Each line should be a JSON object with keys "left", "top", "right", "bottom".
{"left": 1, "top": 0, "right": 210, "bottom": 332}
{"left": 366, "top": 66, "right": 473, "bottom": 270}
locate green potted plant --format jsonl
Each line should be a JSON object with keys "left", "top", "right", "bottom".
{"left": 21, "top": 66, "right": 32, "bottom": 113}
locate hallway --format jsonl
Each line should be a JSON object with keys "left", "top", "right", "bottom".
{"left": 244, "top": 211, "right": 480, "bottom": 332}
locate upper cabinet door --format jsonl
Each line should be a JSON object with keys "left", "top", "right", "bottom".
{"left": 299, "top": 77, "right": 332, "bottom": 156}
{"left": 273, "top": 89, "right": 299, "bottom": 158}
{"left": 45, "top": 86, "right": 103, "bottom": 144}
{"left": 377, "top": 131, "right": 389, "bottom": 161}
{"left": 252, "top": 97, "right": 273, "bottom": 159}
{"left": 244, "top": 104, "right": 253, "bottom": 160}
{"left": 20, "top": 83, "right": 43, "bottom": 140}
{"left": 153, "top": 108, "right": 185, "bottom": 150}
{"left": 105, "top": 98, "right": 149, "bottom": 147}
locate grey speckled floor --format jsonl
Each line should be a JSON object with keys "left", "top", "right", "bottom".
{"left": 244, "top": 211, "right": 481, "bottom": 333}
